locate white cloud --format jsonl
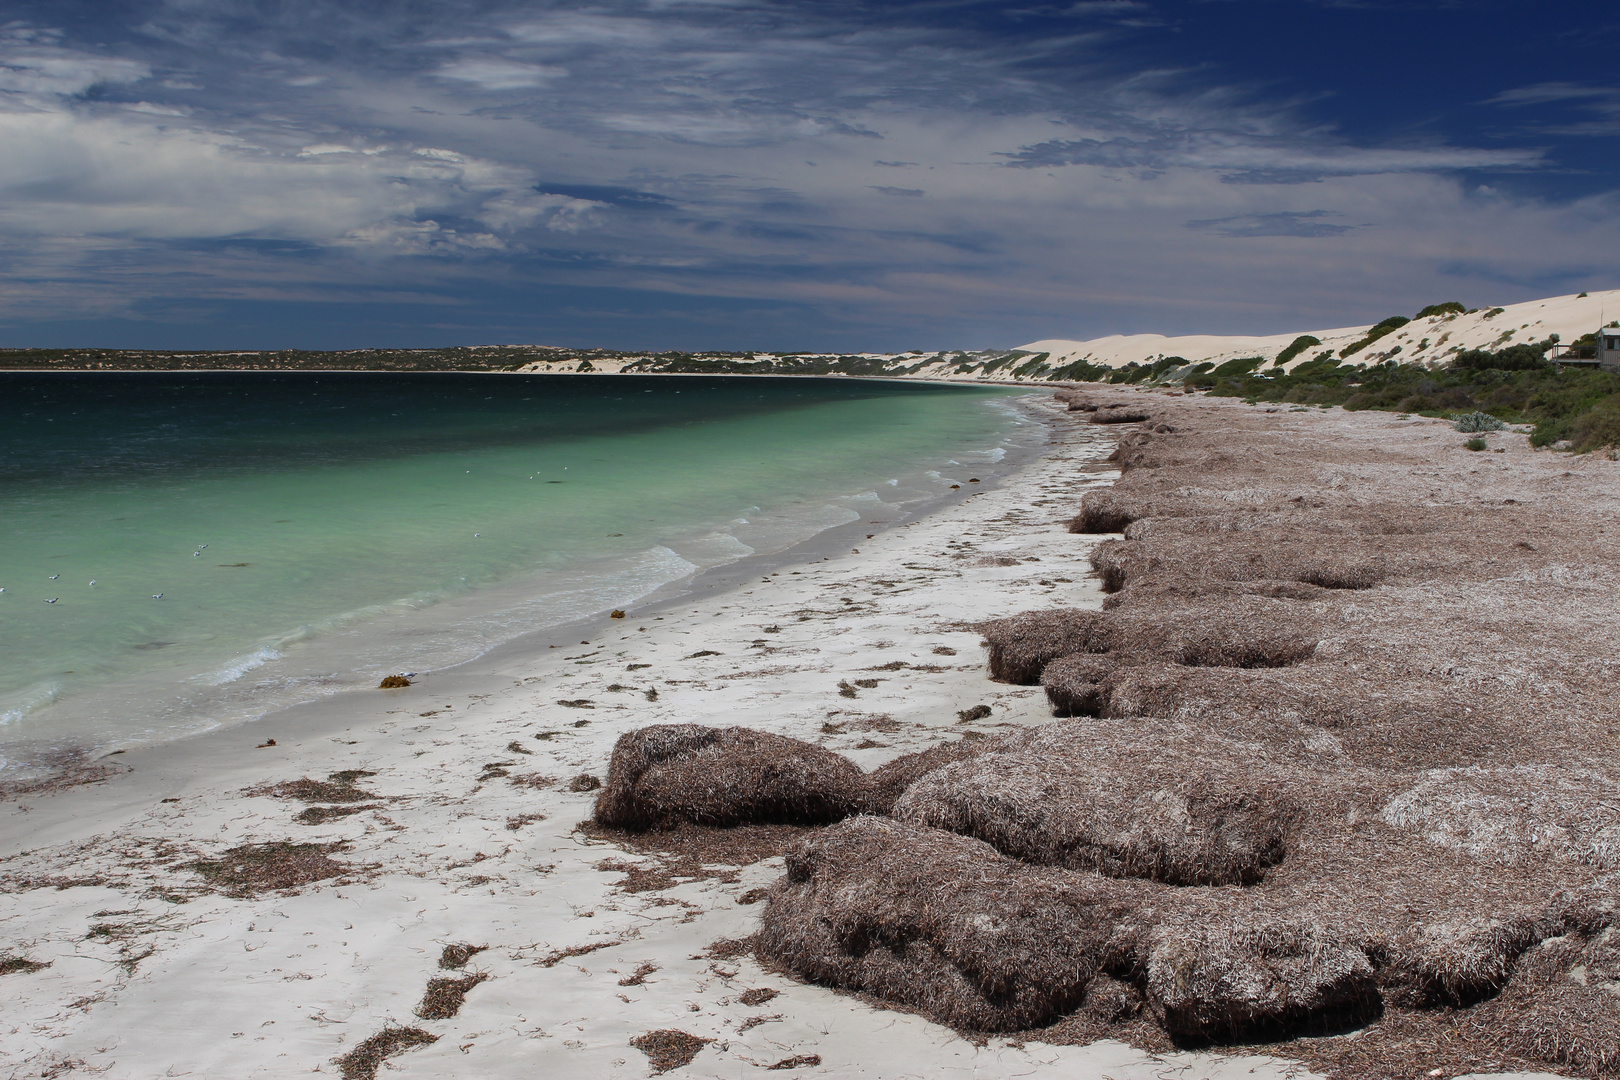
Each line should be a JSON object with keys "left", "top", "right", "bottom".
{"left": 476, "top": 190, "right": 605, "bottom": 232}
{"left": 0, "top": 36, "right": 150, "bottom": 98}
{"left": 336, "top": 219, "right": 505, "bottom": 255}
{"left": 434, "top": 58, "right": 564, "bottom": 90}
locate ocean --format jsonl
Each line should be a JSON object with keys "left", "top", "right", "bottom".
{"left": 0, "top": 371, "right": 1038, "bottom": 777}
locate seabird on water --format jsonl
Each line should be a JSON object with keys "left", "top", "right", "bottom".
{"left": 152, "top": 593, "right": 164, "bottom": 600}
{"left": 48, "top": 574, "right": 59, "bottom": 580}
{"left": 44, "top": 598, "right": 58, "bottom": 604}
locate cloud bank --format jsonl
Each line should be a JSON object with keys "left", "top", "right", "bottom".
{"left": 0, "top": 0, "right": 1614, "bottom": 348}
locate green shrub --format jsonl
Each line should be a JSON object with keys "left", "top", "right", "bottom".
{"left": 1209, "top": 355, "right": 1263, "bottom": 379}
{"left": 1273, "top": 336, "right": 1320, "bottom": 366}
{"left": 1452, "top": 343, "right": 1550, "bottom": 372}
{"left": 1463, "top": 437, "right": 1487, "bottom": 451}
{"left": 1452, "top": 411, "right": 1506, "bottom": 432}
{"left": 1415, "top": 302, "right": 1466, "bottom": 319}
{"left": 1571, "top": 393, "right": 1620, "bottom": 453}
{"left": 1340, "top": 316, "right": 1410, "bottom": 358}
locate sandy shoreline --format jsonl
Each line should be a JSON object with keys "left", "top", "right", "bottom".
{"left": 2, "top": 395, "right": 1297, "bottom": 1080}
{"left": 8, "top": 388, "right": 1606, "bottom": 1080}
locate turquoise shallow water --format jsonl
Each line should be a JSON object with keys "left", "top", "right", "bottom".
{"left": 0, "top": 372, "right": 1036, "bottom": 774}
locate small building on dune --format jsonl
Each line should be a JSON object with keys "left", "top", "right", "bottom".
{"left": 1550, "top": 325, "right": 1620, "bottom": 370}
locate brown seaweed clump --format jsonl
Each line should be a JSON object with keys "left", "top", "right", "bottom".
{"left": 415, "top": 972, "right": 489, "bottom": 1019}
{"left": 188, "top": 841, "right": 352, "bottom": 898}
{"left": 593, "top": 725, "right": 869, "bottom": 830}
{"left": 378, "top": 674, "right": 411, "bottom": 689}
{"left": 336, "top": 1027, "right": 437, "bottom": 1080}
{"left": 631, "top": 1030, "right": 712, "bottom": 1074}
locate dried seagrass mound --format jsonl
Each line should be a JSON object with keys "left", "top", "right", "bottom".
{"left": 1089, "top": 537, "right": 1386, "bottom": 595}
{"left": 989, "top": 600, "right": 1317, "bottom": 693}
{"left": 1039, "top": 653, "right": 1117, "bottom": 716}
{"left": 892, "top": 733, "right": 1296, "bottom": 886}
{"left": 1049, "top": 661, "right": 1332, "bottom": 724}
{"left": 1089, "top": 600, "right": 1320, "bottom": 669}
{"left": 862, "top": 738, "right": 993, "bottom": 815}
{"left": 981, "top": 607, "right": 1100, "bottom": 684}
{"left": 757, "top": 815, "right": 1151, "bottom": 1032}
{"left": 1093, "top": 409, "right": 1152, "bottom": 425}
{"left": 1469, "top": 924, "right": 1620, "bottom": 1074}
{"left": 593, "top": 725, "right": 868, "bottom": 830}
{"left": 1144, "top": 920, "right": 1379, "bottom": 1043}
{"left": 1068, "top": 490, "right": 1139, "bottom": 534}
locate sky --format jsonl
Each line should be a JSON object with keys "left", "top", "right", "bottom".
{"left": 1, "top": 0, "right": 1618, "bottom": 351}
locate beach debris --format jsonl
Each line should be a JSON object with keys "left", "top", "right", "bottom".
{"left": 568, "top": 773, "right": 601, "bottom": 792}
{"left": 505, "top": 813, "right": 545, "bottom": 830}
{"left": 295, "top": 804, "right": 381, "bottom": 825}
{"left": 767, "top": 1055, "right": 822, "bottom": 1070}
{"left": 611, "top": 609, "right": 627, "bottom": 618}
{"left": 955, "top": 704, "right": 993, "bottom": 723}
{"left": 378, "top": 674, "right": 411, "bottom": 689}
{"left": 739, "top": 987, "right": 778, "bottom": 1006}
{"left": 557, "top": 698, "right": 594, "bottom": 708}
{"left": 256, "top": 738, "right": 277, "bottom": 748}
{"left": 616, "top": 962, "right": 659, "bottom": 987}
{"left": 837, "top": 680, "right": 858, "bottom": 698}
{"left": 631, "top": 1030, "right": 711, "bottom": 1075}
{"left": 335, "top": 1027, "right": 438, "bottom": 1080}
{"left": 187, "top": 841, "right": 353, "bottom": 898}
{"left": 0, "top": 955, "right": 50, "bottom": 976}
{"left": 254, "top": 770, "right": 379, "bottom": 803}
{"left": 415, "top": 972, "right": 489, "bottom": 1019}
{"left": 439, "top": 943, "right": 488, "bottom": 970}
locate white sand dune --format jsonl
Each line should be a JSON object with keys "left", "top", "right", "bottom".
{"left": 1016, "top": 287, "right": 1620, "bottom": 372}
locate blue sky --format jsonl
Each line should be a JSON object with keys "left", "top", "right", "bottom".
{"left": 1, "top": 0, "right": 1616, "bottom": 350}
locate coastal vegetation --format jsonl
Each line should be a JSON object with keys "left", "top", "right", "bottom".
{"left": 1202, "top": 344, "right": 1620, "bottom": 450}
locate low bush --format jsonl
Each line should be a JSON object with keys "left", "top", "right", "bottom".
{"left": 1210, "top": 356, "right": 1264, "bottom": 379}
{"left": 1273, "top": 336, "right": 1320, "bottom": 366}
{"left": 1340, "top": 316, "right": 1410, "bottom": 358}
{"left": 1570, "top": 393, "right": 1620, "bottom": 453}
{"left": 1415, "top": 301, "right": 1466, "bottom": 319}
{"left": 1452, "top": 412, "right": 1507, "bottom": 433}
{"left": 1454, "top": 343, "right": 1551, "bottom": 372}
{"left": 1464, "top": 437, "right": 1488, "bottom": 452}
